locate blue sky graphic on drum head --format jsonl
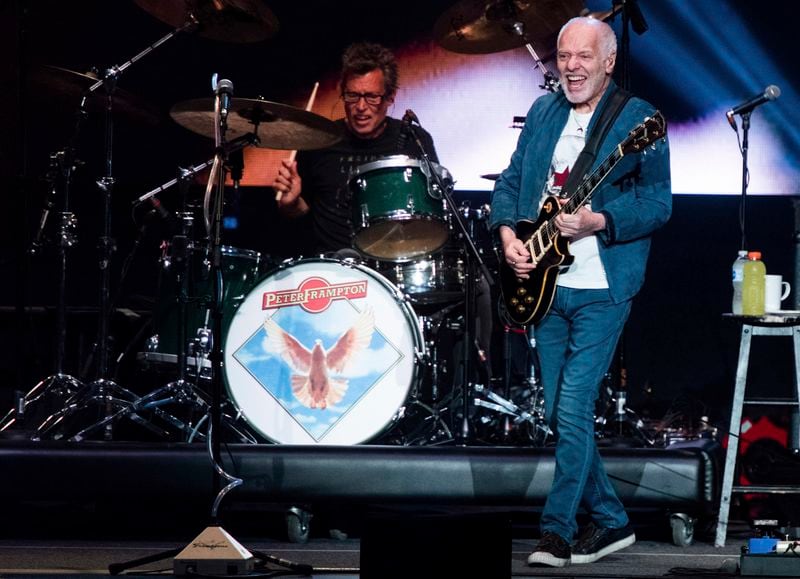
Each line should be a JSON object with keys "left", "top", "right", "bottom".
{"left": 232, "top": 301, "right": 403, "bottom": 441}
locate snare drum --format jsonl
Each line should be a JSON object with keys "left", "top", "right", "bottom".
{"left": 374, "top": 245, "right": 465, "bottom": 306}
{"left": 349, "top": 155, "right": 452, "bottom": 262}
{"left": 223, "top": 257, "right": 425, "bottom": 445}
{"left": 142, "top": 245, "right": 260, "bottom": 370}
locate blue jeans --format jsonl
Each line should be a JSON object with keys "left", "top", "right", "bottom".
{"left": 535, "top": 286, "right": 632, "bottom": 541}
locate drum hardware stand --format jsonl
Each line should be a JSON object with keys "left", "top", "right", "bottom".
{"left": 404, "top": 112, "right": 496, "bottom": 445}
{"left": 472, "top": 384, "right": 538, "bottom": 429}
{"left": 508, "top": 20, "right": 560, "bottom": 93}
{"left": 595, "top": 343, "right": 653, "bottom": 446}
{"left": 123, "top": 136, "right": 256, "bottom": 442}
{"left": 0, "top": 148, "right": 85, "bottom": 436}
{"left": 30, "top": 18, "right": 205, "bottom": 441}
{"left": 472, "top": 329, "right": 549, "bottom": 446}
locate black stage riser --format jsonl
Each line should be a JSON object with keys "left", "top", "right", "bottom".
{"left": 1, "top": 439, "right": 719, "bottom": 516}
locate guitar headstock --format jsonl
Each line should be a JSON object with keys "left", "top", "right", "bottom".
{"left": 620, "top": 111, "right": 667, "bottom": 156}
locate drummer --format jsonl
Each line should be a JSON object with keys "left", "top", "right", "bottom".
{"left": 273, "top": 41, "right": 494, "bottom": 410}
{"left": 272, "top": 41, "right": 439, "bottom": 256}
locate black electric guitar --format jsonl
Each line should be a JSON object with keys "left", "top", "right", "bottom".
{"left": 499, "top": 112, "right": 667, "bottom": 326}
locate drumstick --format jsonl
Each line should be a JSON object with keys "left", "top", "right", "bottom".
{"left": 276, "top": 81, "right": 319, "bottom": 202}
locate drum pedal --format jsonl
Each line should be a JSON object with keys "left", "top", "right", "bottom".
{"left": 473, "top": 384, "right": 536, "bottom": 425}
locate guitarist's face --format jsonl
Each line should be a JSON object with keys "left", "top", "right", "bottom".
{"left": 557, "top": 21, "right": 616, "bottom": 114}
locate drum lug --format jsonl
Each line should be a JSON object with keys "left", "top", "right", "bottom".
{"left": 192, "top": 327, "right": 212, "bottom": 358}
{"left": 145, "top": 334, "right": 159, "bottom": 352}
{"left": 359, "top": 203, "right": 370, "bottom": 228}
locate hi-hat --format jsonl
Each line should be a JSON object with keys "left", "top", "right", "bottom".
{"left": 434, "top": 0, "right": 584, "bottom": 55}
{"left": 133, "top": 0, "right": 279, "bottom": 43}
{"left": 170, "top": 97, "right": 343, "bottom": 150}
{"left": 27, "top": 65, "right": 161, "bottom": 125}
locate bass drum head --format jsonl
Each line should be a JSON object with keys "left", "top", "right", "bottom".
{"left": 223, "top": 257, "right": 424, "bottom": 445}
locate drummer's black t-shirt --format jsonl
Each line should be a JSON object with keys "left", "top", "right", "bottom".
{"left": 295, "top": 116, "right": 439, "bottom": 255}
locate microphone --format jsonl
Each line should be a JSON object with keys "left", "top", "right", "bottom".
{"left": 397, "top": 109, "right": 416, "bottom": 151}
{"left": 215, "top": 78, "right": 234, "bottom": 122}
{"left": 148, "top": 197, "right": 171, "bottom": 221}
{"left": 726, "top": 85, "right": 780, "bottom": 127}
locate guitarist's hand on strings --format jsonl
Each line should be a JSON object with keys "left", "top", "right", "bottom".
{"left": 554, "top": 204, "right": 607, "bottom": 242}
{"left": 499, "top": 225, "right": 535, "bottom": 279}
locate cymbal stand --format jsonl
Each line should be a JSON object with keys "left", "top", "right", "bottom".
{"left": 505, "top": 22, "right": 559, "bottom": 93}
{"left": 72, "top": 133, "right": 259, "bottom": 442}
{"left": 0, "top": 148, "right": 84, "bottom": 436}
{"left": 35, "top": 18, "right": 205, "bottom": 441}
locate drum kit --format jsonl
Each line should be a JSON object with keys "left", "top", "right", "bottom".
{"left": 3, "top": 0, "right": 642, "bottom": 449}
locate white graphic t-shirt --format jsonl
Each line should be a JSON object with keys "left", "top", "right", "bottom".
{"left": 541, "top": 109, "right": 608, "bottom": 289}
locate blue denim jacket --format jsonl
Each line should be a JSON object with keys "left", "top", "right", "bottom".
{"left": 489, "top": 82, "right": 672, "bottom": 304}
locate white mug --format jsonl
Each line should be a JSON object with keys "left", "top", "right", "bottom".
{"left": 765, "top": 274, "right": 791, "bottom": 312}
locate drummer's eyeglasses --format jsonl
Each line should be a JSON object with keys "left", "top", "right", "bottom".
{"left": 342, "top": 91, "right": 386, "bottom": 106}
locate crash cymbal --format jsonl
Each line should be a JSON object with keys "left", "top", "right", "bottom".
{"left": 27, "top": 65, "right": 161, "bottom": 125}
{"left": 170, "top": 97, "right": 343, "bottom": 150}
{"left": 481, "top": 173, "right": 501, "bottom": 181}
{"left": 133, "top": 0, "right": 279, "bottom": 43}
{"left": 434, "top": 0, "right": 584, "bottom": 55}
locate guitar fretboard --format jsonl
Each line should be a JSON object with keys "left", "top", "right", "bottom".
{"left": 527, "top": 147, "right": 625, "bottom": 261}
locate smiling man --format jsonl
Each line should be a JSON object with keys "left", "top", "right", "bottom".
{"left": 489, "top": 16, "right": 672, "bottom": 568}
{"left": 273, "top": 42, "right": 438, "bottom": 256}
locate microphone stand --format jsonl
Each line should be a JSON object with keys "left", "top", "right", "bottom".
{"left": 614, "top": 0, "right": 649, "bottom": 91}
{"left": 108, "top": 84, "right": 308, "bottom": 577}
{"left": 737, "top": 111, "right": 751, "bottom": 250}
{"left": 406, "top": 122, "right": 495, "bottom": 445}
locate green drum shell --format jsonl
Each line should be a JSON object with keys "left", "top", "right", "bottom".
{"left": 350, "top": 156, "right": 450, "bottom": 262}
{"left": 148, "top": 245, "right": 261, "bottom": 364}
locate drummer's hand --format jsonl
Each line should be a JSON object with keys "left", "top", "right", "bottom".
{"left": 273, "top": 160, "right": 308, "bottom": 216}
{"left": 500, "top": 225, "right": 535, "bottom": 279}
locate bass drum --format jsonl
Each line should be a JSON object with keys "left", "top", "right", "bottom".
{"left": 223, "top": 257, "right": 425, "bottom": 445}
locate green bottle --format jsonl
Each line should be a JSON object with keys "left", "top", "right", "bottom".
{"left": 742, "top": 251, "right": 766, "bottom": 316}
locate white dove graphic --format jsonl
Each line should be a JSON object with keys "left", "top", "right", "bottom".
{"left": 262, "top": 307, "right": 376, "bottom": 409}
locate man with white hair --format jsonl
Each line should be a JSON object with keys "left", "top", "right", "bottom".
{"left": 490, "top": 16, "right": 672, "bottom": 567}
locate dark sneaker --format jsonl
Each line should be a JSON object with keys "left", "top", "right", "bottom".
{"left": 571, "top": 522, "right": 636, "bottom": 564}
{"left": 527, "top": 531, "right": 571, "bottom": 567}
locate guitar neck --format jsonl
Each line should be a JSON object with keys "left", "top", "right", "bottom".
{"left": 529, "top": 146, "right": 625, "bottom": 259}
{"left": 563, "top": 146, "right": 624, "bottom": 215}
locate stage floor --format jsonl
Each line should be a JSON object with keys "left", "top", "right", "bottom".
{"left": 0, "top": 523, "right": 750, "bottom": 578}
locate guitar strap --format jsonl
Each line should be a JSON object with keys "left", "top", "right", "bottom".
{"left": 561, "top": 86, "right": 631, "bottom": 197}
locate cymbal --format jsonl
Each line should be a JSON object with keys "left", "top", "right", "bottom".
{"left": 133, "top": 0, "right": 279, "bottom": 43}
{"left": 434, "top": 0, "right": 584, "bottom": 55}
{"left": 481, "top": 173, "right": 501, "bottom": 181}
{"left": 27, "top": 65, "right": 161, "bottom": 125}
{"left": 170, "top": 97, "right": 343, "bottom": 150}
